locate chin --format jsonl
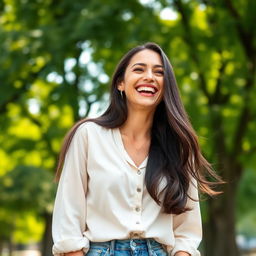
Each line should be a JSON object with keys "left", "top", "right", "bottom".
{"left": 135, "top": 101, "right": 159, "bottom": 110}
{"left": 127, "top": 95, "right": 162, "bottom": 110}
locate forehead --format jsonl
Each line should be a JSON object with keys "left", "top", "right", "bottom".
{"left": 128, "top": 49, "right": 163, "bottom": 67}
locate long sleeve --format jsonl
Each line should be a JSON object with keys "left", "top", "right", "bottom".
{"left": 170, "top": 180, "right": 202, "bottom": 256}
{"left": 52, "top": 124, "right": 89, "bottom": 256}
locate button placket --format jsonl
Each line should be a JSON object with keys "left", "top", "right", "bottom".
{"left": 132, "top": 167, "right": 144, "bottom": 228}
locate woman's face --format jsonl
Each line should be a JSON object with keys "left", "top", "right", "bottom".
{"left": 118, "top": 49, "right": 164, "bottom": 112}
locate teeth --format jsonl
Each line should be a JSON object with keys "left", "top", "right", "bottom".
{"left": 137, "top": 86, "right": 156, "bottom": 93}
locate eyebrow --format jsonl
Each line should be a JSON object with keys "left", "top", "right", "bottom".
{"left": 131, "top": 63, "right": 164, "bottom": 68}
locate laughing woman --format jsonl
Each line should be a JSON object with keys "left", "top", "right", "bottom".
{"left": 52, "top": 42, "right": 221, "bottom": 256}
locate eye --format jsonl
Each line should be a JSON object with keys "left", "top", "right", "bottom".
{"left": 133, "top": 67, "right": 144, "bottom": 72}
{"left": 155, "top": 70, "right": 164, "bottom": 75}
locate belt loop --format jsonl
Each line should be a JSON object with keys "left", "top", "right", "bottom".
{"left": 110, "top": 240, "right": 115, "bottom": 256}
{"left": 146, "top": 239, "right": 154, "bottom": 256}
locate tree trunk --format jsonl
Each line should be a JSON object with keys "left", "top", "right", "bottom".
{"left": 0, "top": 241, "right": 3, "bottom": 256}
{"left": 203, "top": 162, "right": 241, "bottom": 256}
{"left": 41, "top": 212, "right": 53, "bottom": 256}
{"left": 7, "top": 239, "right": 13, "bottom": 256}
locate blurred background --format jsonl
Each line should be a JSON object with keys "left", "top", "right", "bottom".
{"left": 0, "top": 0, "right": 255, "bottom": 256}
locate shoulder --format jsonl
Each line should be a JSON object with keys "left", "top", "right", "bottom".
{"left": 76, "top": 120, "right": 110, "bottom": 136}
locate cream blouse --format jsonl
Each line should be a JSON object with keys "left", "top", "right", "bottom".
{"left": 52, "top": 121, "right": 202, "bottom": 256}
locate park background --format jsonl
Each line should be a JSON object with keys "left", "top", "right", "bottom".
{"left": 0, "top": 0, "right": 255, "bottom": 256}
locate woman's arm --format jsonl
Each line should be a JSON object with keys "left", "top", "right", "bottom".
{"left": 52, "top": 124, "right": 90, "bottom": 255}
{"left": 64, "top": 250, "right": 84, "bottom": 256}
{"left": 171, "top": 179, "right": 202, "bottom": 256}
{"left": 175, "top": 251, "right": 190, "bottom": 256}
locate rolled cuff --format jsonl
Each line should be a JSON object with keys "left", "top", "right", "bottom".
{"left": 52, "top": 237, "right": 90, "bottom": 256}
{"left": 169, "top": 239, "right": 201, "bottom": 256}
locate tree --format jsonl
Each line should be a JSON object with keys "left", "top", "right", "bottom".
{"left": 0, "top": 165, "right": 55, "bottom": 255}
{"left": 0, "top": 1, "right": 162, "bottom": 255}
{"left": 164, "top": 1, "right": 256, "bottom": 255}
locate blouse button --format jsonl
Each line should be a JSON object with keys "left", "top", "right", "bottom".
{"left": 137, "top": 187, "right": 141, "bottom": 192}
{"left": 135, "top": 206, "right": 140, "bottom": 212}
{"left": 137, "top": 170, "right": 141, "bottom": 175}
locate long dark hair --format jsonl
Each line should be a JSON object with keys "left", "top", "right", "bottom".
{"left": 56, "top": 42, "right": 222, "bottom": 214}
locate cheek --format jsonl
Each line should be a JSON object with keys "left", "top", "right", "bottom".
{"left": 124, "top": 76, "right": 138, "bottom": 89}
{"left": 159, "top": 83, "right": 165, "bottom": 97}
{"left": 159, "top": 79, "right": 164, "bottom": 90}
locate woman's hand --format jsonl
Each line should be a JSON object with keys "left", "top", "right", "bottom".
{"left": 175, "top": 251, "right": 190, "bottom": 256}
{"left": 64, "top": 250, "right": 84, "bottom": 256}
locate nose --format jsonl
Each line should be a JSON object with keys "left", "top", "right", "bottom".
{"left": 143, "top": 70, "right": 154, "bottom": 81}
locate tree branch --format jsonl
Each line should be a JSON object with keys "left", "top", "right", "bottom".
{"left": 231, "top": 85, "right": 253, "bottom": 159}
{"left": 211, "top": 55, "right": 230, "bottom": 105}
{"left": 174, "top": 0, "right": 211, "bottom": 100}
{"left": 223, "top": 0, "right": 254, "bottom": 59}
{"left": 0, "top": 86, "right": 28, "bottom": 115}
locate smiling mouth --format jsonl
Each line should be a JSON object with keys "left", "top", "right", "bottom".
{"left": 135, "top": 85, "right": 158, "bottom": 95}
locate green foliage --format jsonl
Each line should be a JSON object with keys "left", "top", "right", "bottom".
{"left": 236, "top": 168, "right": 256, "bottom": 236}
{"left": 0, "top": 165, "right": 55, "bottom": 244}
{"left": 0, "top": 165, "right": 56, "bottom": 213}
{"left": 13, "top": 213, "right": 44, "bottom": 243}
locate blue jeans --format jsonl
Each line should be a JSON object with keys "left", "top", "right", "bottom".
{"left": 85, "top": 239, "right": 168, "bottom": 256}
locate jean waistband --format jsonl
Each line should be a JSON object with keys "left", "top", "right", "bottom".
{"left": 90, "top": 238, "right": 163, "bottom": 252}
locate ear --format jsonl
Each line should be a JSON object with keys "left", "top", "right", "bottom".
{"left": 117, "top": 81, "right": 125, "bottom": 91}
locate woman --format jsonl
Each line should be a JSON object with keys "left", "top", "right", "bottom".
{"left": 52, "top": 42, "right": 221, "bottom": 256}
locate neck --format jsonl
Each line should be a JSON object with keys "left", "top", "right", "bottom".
{"left": 120, "top": 107, "right": 155, "bottom": 140}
